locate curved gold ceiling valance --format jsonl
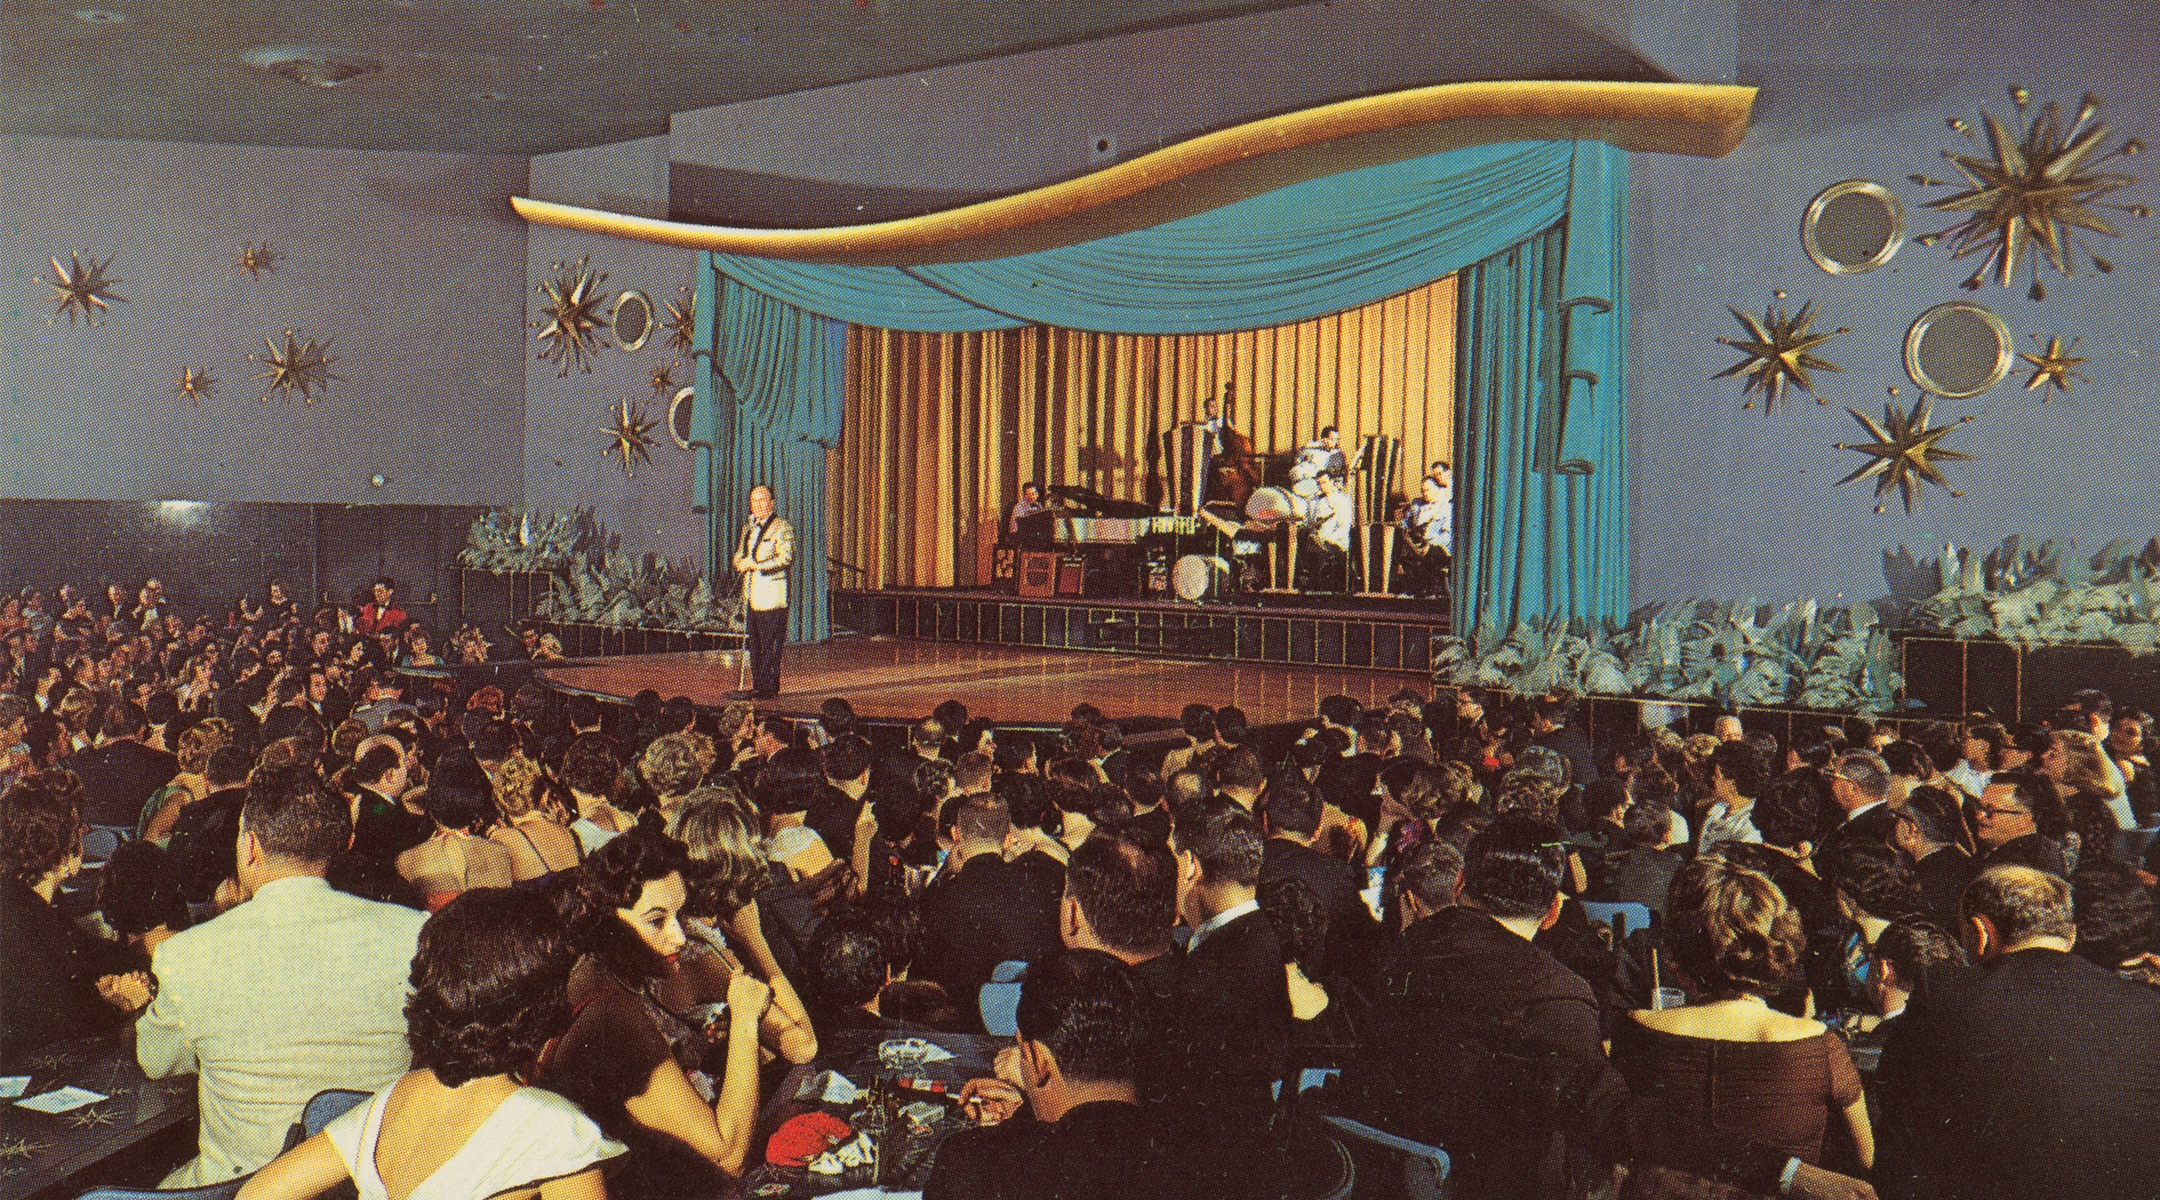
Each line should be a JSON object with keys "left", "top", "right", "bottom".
{"left": 513, "top": 79, "right": 1755, "bottom": 265}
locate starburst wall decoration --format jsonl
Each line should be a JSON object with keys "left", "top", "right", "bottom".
{"left": 251, "top": 329, "right": 340, "bottom": 404}
{"left": 531, "top": 256, "right": 610, "bottom": 376}
{"left": 649, "top": 362, "right": 678, "bottom": 397}
{"left": 1714, "top": 293, "right": 1847, "bottom": 412}
{"left": 235, "top": 242, "right": 281, "bottom": 278}
{"left": 175, "top": 366, "right": 216, "bottom": 404}
{"left": 601, "top": 397, "right": 657, "bottom": 478}
{"left": 1912, "top": 88, "right": 2148, "bottom": 300}
{"left": 40, "top": 251, "right": 126, "bottom": 324}
{"left": 1836, "top": 390, "right": 1975, "bottom": 514}
{"left": 2019, "top": 334, "right": 2089, "bottom": 395}
{"left": 663, "top": 286, "right": 696, "bottom": 358}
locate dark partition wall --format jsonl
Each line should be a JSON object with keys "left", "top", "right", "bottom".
{"left": 0, "top": 500, "right": 482, "bottom": 626}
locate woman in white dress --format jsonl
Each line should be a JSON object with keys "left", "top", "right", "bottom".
{"left": 238, "top": 889, "right": 623, "bottom": 1200}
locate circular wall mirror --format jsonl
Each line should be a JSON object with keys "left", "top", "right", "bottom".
{"left": 1803, "top": 180, "right": 1906, "bottom": 275}
{"left": 1904, "top": 302, "right": 2012, "bottom": 398}
{"left": 668, "top": 385, "right": 696, "bottom": 449}
{"left": 611, "top": 290, "right": 654, "bottom": 352}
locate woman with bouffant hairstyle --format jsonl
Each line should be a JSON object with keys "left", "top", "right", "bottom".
{"left": 238, "top": 889, "right": 622, "bottom": 1200}
{"left": 1610, "top": 856, "right": 1873, "bottom": 1172}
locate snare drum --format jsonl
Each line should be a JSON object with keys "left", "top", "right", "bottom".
{"left": 1172, "top": 554, "right": 1231, "bottom": 602}
{"left": 1243, "top": 486, "right": 1308, "bottom": 526}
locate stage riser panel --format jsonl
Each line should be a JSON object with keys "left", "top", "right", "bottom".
{"left": 832, "top": 590, "right": 1437, "bottom": 672}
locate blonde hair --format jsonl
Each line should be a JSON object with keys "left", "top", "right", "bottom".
{"left": 668, "top": 788, "right": 769, "bottom": 919}
{"left": 1666, "top": 855, "right": 1803, "bottom": 1000}
{"left": 2049, "top": 728, "right": 2123, "bottom": 802}
{"left": 493, "top": 753, "right": 546, "bottom": 818}
{"left": 176, "top": 722, "right": 228, "bottom": 775}
{"left": 639, "top": 732, "right": 704, "bottom": 799}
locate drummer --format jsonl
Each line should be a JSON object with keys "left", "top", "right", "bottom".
{"left": 1290, "top": 426, "right": 1348, "bottom": 498}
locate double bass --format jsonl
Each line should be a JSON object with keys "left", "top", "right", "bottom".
{"left": 1206, "top": 385, "right": 1261, "bottom": 509}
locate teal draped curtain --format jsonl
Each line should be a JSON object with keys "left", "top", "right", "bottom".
{"left": 696, "top": 137, "right": 1629, "bottom": 640}
{"left": 690, "top": 278, "right": 846, "bottom": 642}
{"left": 1453, "top": 141, "right": 1629, "bottom": 644}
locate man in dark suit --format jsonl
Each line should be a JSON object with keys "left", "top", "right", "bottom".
{"left": 1168, "top": 794, "right": 1291, "bottom": 1135}
{"left": 71, "top": 701, "right": 178, "bottom": 829}
{"left": 1876, "top": 865, "right": 2160, "bottom": 1200}
{"left": 1314, "top": 715, "right": 1386, "bottom": 831}
{"left": 1894, "top": 787, "right": 1980, "bottom": 928}
{"left": 1817, "top": 749, "right": 1901, "bottom": 865}
{"left": 1057, "top": 832, "right": 1184, "bottom": 1101}
{"left": 1337, "top": 815, "right": 1875, "bottom": 1200}
{"left": 920, "top": 794, "right": 1062, "bottom": 1028}
{"left": 1529, "top": 697, "right": 1599, "bottom": 790}
{"left": 1259, "top": 775, "right": 1377, "bottom": 978}
{"left": 930, "top": 951, "right": 1226, "bottom": 1200}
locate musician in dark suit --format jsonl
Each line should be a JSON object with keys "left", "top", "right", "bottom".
{"left": 1875, "top": 865, "right": 2160, "bottom": 1200}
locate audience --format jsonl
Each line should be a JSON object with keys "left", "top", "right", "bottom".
{"left": 15, "top": 572, "right": 2160, "bottom": 1200}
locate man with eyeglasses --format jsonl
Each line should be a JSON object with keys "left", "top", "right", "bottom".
{"left": 1971, "top": 770, "right": 2069, "bottom": 876}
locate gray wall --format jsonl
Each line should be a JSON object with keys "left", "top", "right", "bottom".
{"left": 524, "top": 136, "right": 706, "bottom": 572}
{"left": 1626, "top": 0, "right": 2160, "bottom": 609}
{"left": 0, "top": 136, "right": 529, "bottom": 505}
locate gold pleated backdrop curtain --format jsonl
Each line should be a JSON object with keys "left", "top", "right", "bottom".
{"left": 829, "top": 275, "right": 1457, "bottom": 589}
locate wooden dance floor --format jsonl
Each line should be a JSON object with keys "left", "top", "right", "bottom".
{"left": 537, "top": 637, "right": 1429, "bottom": 727}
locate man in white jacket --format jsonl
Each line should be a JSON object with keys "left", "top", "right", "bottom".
{"left": 137, "top": 763, "right": 426, "bottom": 1187}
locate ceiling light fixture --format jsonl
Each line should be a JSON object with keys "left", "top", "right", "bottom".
{"left": 243, "top": 46, "right": 386, "bottom": 89}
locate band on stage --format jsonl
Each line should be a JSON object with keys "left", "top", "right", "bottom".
{"left": 1001, "top": 389, "right": 1451, "bottom": 605}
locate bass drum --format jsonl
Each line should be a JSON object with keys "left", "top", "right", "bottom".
{"left": 1172, "top": 555, "right": 1231, "bottom": 603}
{"left": 1244, "top": 485, "right": 1308, "bottom": 526}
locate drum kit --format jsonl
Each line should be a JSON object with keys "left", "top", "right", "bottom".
{"left": 1166, "top": 432, "right": 1409, "bottom": 603}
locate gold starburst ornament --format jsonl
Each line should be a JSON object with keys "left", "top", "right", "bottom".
{"left": 251, "top": 329, "right": 340, "bottom": 403}
{"left": 1913, "top": 88, "right": 2147, "bottom": 300}
{"left": 1714, "top": 295, "right": 1847, "bottom": 411}
{"left": 40, "top": 251, "right": 126, "bottom": 324}
{"left": 531, "top": 256, "right": 610, "bottom": 376}
{"left": 1836, "top": 393, "right": 1975, "bottom": 514}
{"left": 649, "top": 362, "right": 678, "bottom": 397}
{"left": 664, "top": 286, "right": 696, "bottom": 357}
{"left": 2019, "top": 334, "right": 2089, "bottom": 395}
{"left": 175, "top": 366, "right": 216, "bottom": 404}
{"left": 65, "top": 1108, "right": 116, "bottom": 1129}
{"left": 235, "top": 242, "right": 281, "bottom": 278}
{"left": 602, "top": 397, "right": 657, "bottom": 478}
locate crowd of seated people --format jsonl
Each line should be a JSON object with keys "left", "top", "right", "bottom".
{"left": 3, "top": 575, "right": 2160, "bottom": 1200}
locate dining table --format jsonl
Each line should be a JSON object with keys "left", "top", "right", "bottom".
{"left": 0, "top": 1037, "right": 196, "bottom": 1200}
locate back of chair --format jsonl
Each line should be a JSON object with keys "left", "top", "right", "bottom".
{"left": 74, "top": 1180, "right": 247, "bottom": 1200}
{"left": 1321, "top": 1114, "right": 1451, "bottom": 1200}
{"left": 283, "top": 1087, "right": 372, "bottom": 1152}
{"left": 1579, "top": 901, "right": 1653, "bottom": 942}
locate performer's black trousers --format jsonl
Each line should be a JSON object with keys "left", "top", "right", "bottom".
{"left": 748, "top": 607, "right": 788, "bottom": 695}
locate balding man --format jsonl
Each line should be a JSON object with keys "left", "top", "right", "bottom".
{"left": 1875, "top": 865, "right": 2160, "bottom": 1200}
{"left": 730, "top": 483, "right": 793, "bottom": 700}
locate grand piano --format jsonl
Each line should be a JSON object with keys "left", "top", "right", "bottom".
{"left": 1008, "top": 486, "right": 1203, "bottom": 598}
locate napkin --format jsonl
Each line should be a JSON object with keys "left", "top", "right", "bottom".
{"left": 16, "top": 1085, "right": 108, "bottom": 1113}
{"left": 792, "top": 1069, "right": 861, "bottom": 1105}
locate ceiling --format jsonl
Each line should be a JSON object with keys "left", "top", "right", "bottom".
{"left": 0, "top": 0, "right": 1331, "bottom": 157}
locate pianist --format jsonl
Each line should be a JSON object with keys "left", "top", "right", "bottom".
{"left": 1010, "top": 482, "right": 1047, "bottom": 534}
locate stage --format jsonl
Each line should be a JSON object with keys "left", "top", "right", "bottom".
{"left": 534, "top": 637, "right": 1432, "bottom": 726}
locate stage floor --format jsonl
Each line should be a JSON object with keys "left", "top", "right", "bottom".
{"left": 536, "top": 637, "right": 1430, "bottom": 726}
